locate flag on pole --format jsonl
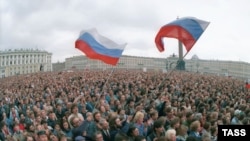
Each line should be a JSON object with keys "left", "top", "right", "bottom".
{"left": 155, "top": 17, "right": 210, "bottom": 53}
{"left": 75, "top": 28, "right": 126, "bottom": 66}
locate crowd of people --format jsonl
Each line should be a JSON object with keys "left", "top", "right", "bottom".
{"left": 0, "top": 69, "right": 250, "bottom": 141}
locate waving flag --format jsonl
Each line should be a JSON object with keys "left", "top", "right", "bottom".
{"left": 155, "top": 17, "right": 210, "bottom": 52}
{"left": 75, "top": 28, "right": 126, "bottom": 66}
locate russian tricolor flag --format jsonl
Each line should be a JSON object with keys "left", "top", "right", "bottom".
{"left": 155, "top": 17, "right": 210, "bottom": 53}
{"left": 75, "top": 28, "right": 126, "bottom": 66}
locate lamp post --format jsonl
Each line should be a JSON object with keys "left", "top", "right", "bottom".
{"left": 196, "top": 61, "right": 199, "bottom": 72}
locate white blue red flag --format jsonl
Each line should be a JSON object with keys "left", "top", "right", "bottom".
{"left": 75, "top": 28, "right": 126, "bottom": 66}
{"left": 155, "top": 17, "right": 210, "bottom": 52}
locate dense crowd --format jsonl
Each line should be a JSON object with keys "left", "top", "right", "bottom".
{"left": 0, "top": 69, "right": 250, "bottom": 141}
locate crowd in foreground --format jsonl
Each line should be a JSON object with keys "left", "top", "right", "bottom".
{"left": 0, "top": 69, "right": 250, "bottom": 141}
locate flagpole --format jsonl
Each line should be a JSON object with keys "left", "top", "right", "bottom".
{"left": 101, "top": 67, "right": 115, "bottom": 93}
{"left": 94, "top": 67, "right": 115, "bottom": 109}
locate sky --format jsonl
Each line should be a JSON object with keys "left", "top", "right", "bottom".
{"left": 1, "top": 0, "right": 250, "bottom": 63}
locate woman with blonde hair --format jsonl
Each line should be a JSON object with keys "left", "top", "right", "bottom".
{"left": 132, "top": 111, "right": 147, "bottom": 136}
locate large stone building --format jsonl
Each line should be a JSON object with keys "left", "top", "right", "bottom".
{"left": 1, "top": 48, "right": 250, "bottom": 81}
{"left": 0, "top": 49, "right": 52, "bottom": 78}
{"left": 64, "top": 54, "right": 250, "bottom": 80}
{"left": 167, "top": 54, "right": 250, "bottom": 80}
{"left": 65, "top": 55, "right": 167, "bottom": 72}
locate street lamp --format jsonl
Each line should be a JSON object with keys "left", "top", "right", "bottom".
{"left": 196, "top": 61, "right": 199, "bottom": 72}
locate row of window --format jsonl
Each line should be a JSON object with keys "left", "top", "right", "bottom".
{"left": 6, "top": 65, "right": 42, "bottom": 76}
{"left": 8, "top": 65, "right": 39, "bottom": 70}
{"left": 1, "top": 59, "right": 46, "bottom": 66}
{"left": 8, "top": 69, "right": 38, "bottom": 76}
{"left": 0, "top": 54, "right": 48, "bottom": 59}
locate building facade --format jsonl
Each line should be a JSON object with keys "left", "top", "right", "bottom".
{"left": 52, "top": 62, "right": 65, "bottom": 72}
{"left": 65, "top": 55, "right": 167, "bottom": 72}
{"left": 166, "top": 54, "right": 250, "bottom": 80}
{"left": 64, "top": 54, "right": 250, "bottom": 80}
{"left": 0, "top": 49, "right": 52, "bottom": 78}
{"left": 1, "top": 49, "right": 249, "bottom": 80}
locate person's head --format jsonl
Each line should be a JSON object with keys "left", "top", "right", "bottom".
{"left": 222, "top": 115, "right": 231, "bottom": 124}
{"left": 70, "top": 116, "right": 81, "bottom": 128}
{"left": 165, "top": 107, "right": 173, "bottom": 118}
{"left": 62, "top": 120, "right": 70, "bottom": 130}
{"left": 59, "top": 135, "right": 68, "bottom": 141}
{"left": 203, "top": 122, "right": 211, "bottom": 131}
{"left": 93, "top": 112, "right": 101, "bottom": 122}
{"left": 36, "top": 115, "right": 42, "bottom": 123}
{"left": 134, "top": 135, "right": 146, "bottom": 141}
{"left": 153, "top": 120, "right": 164, "bottom": 134}
{"left": 190, "top": 120, "right": 201, "bottom": 132}
{"left": 117, "top": 109, "right": 125, "bottom": 115}
{"left": 93, "top": 131, "right": 103, "bottom": 141}
{"left": 133, "top": 111, "right": 144, "bottom": 124}
{"left": 165, "top": 129, "right": 176, "bottom": 141}
{"left": 99, "top": 118, "right": 109, "bottom": 130}
{"left": 186, "top": 111, "right": 194, "bottom": 120}
{"left": 210, "top": 126, "right": 218, "bottom": 136}
{"left": 37, "top": 130, "right": 48, "bottom": 141}
{"left": 202, "top": 133, "right": 212, "bottom": 141}
{"left": 48, "top": 111, "right": 55, "bottom": 120}
{"left": 49, "top": 133, "right": 59, "bottom": 141}
{"left": 99, "top": 105, "right": 106, "bottom": 113}
{"left": 13, "top": 123, "right": 20, "bottom": 132}
{"left": 170, "top": 117, "right": 180, "bottom": 129}
{"left": 186, "top": 136, "right": 198, "bottom": 141}
{"left": 20, "top": 113, "right": 26, "bottom": 121}
{"left": 128, "top": 99, "right": 135, "bottom": 107}
{"left": 29, "top": 111, "right": 35, "bottom": 118}
{"left": 86, "top": 112, "right": 93, "bottom": 121}
{"left": 127, "top": 126, "right": 139, "bottom": 137}
{"left": 75, "top": 136, "right": 86, "bottom": 141}
{"left": 157, "top": 116, "right": 167, "bottom": 126}
{"left": 71, "top": 103, "right": 79, "bottom": 114}
{"left": 149, "top": 110, "right": 158, "bottom": 120}
{"left": 114, "top": 132, "right": 129, "bottom": 141}
{"left": 40, "top": 110, "right": 47, "bottom": 118}
{"left": 120, "top": 95, "right": 126, "bottom": 102}
{"left": 81, "top": 105, "right": 87, "bottom": 113}
{"left": 104, "top": 103, "right": 111, "bottom": 111}
{"left": 24, "top": 134, "right": 35, "bottom": 141}
{"left": 27, "top": 124, "right": 35, "bottom": 132}
{"left": 109, "top": 116, "right": 122, "bottom": 129}
{"left": 176, "top": 124, "right": 188, "bottom": 136}
{"left": 41, "top": 119, "right": 48, "bottom": 128}
{"left": 56, "top": 103, "right": 62, "bottom": 110}
{"left": 242, "top": 117, "right": 250, "bottom": 125}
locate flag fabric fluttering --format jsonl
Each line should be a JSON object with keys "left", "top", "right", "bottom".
{"left": 155, "top": 17, "right": 210, "bottom": 53}
{"left": 75, "top": 28, "right": 126, "bottom": 66}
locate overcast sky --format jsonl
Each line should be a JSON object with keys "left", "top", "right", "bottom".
{"left": 1, "top": 0, "right": 250, "bottom": 63}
